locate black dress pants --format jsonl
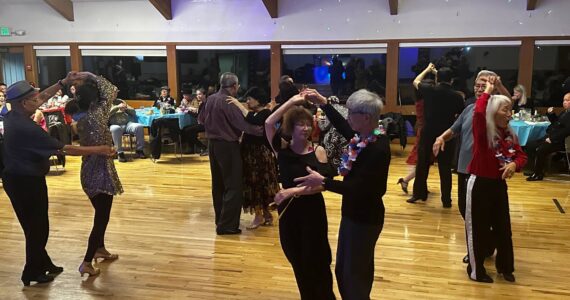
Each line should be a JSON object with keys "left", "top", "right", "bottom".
{"left": 465, "top": 175, "right": 514, "bottom": 280}
{"left": 525, "top": 138, "right": 565, "bottom": 176}
{"left": 413, "top": 134, "right": 455, "bottom": 204}
{"left": 3, "top": 173, "right": 54, "bottom": 277}
{"left": 208, "top": 139, "right": 243, "bottom": 232}
{"left": 182, "top": 124, "right": 206, "bottom": 151}
{"left": 279, "top": 196, "right": 335, "bottom": 300}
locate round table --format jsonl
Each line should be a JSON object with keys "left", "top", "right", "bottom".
{"left": 135, "top": 107, "right": 196, "bottom": 129}
{"left": 509, "top": 120, "right": 550, "bottom": 146}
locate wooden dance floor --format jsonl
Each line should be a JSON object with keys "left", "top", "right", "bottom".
{"left": 0, "top": 145, "right": 569, "bottom": 299}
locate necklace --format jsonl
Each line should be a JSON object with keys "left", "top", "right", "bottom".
{"left": 338, "top": 125, "right": 385, "bottom": 176}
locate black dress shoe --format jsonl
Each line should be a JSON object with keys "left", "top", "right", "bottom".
{"left": 21, "top": 273, "right": 54, "bottom": 286}
{"left": 442, "top": 202, "right": 452, "bottom": 208}
{"left": 44, "top": 264, "right": 64, "bottom": 275}
{"left": 526, "top": 174, "right": 544, "bottom": 181}
{"left": 502, "top": 273, "right": 515, "bottom": 282}
{"left": 406, "top": 196, "right": 426, "bottom": 203}
{"left": 462, "top": 254, "right": 469, "bottom": 264}
{"left": 470, "top": 273, "right": 494, "bottom": 283}
{"left": 216, "top": 228, "right": 242, "bottom": 235}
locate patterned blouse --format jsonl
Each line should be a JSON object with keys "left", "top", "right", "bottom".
{"left": 76, "top": 76, "right": 123, "bottom": 198}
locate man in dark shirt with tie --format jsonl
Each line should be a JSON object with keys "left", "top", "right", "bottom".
{"left": 198, "top": 72, "right": 263, "bottom": 235}
{"left": 408, "top": 63, "right": 464, "bottom": 207}
{"left": 526, "top": 92, "right": 570, "bottom": 181}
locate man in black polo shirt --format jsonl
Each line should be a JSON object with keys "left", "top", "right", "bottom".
{"left": 407, "top": 63, "right": 464, "bottom": 207}
{"left": 2, "top": 78, "right": 115, "bottom": 286}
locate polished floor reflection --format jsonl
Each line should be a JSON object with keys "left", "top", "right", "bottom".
{"left": 0, "top": 146, "right": 569, "bottom": 299}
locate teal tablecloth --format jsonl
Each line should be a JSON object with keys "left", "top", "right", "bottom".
{"left": 509, "top": 120, "right": 549, "bottom": 146}
{"left": 135, "top": 107, "right": 196, "bottom": 129}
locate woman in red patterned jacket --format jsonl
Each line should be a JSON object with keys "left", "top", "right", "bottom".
{"left": 465, "top": 76, "right": 527, "bottom": 284}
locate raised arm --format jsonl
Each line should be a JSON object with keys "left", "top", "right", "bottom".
{"left": 303, "top": 88, "right": 354, "bottom": 139}
{"left": 413, "top": 63, "right": 436, "bottom": 90}
{"left": 495, "top": 77, "right": 512, "bottom": 98}
{"left": 265, "top": 94, "right": 306, "bottom": 153}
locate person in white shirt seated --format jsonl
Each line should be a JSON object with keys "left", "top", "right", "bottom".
{"left": 109, "top": 99, "right": 146, "bottom": 162}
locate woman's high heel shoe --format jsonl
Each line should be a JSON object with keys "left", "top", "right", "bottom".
{"left": 397, "top": 178, "right": 409, "bottom": 194}
{"left": 79, "top": 263, "right": 100, "bottom": 277}
{"left": 246, "top": 215, "right": 264, "bottom": 230}
{"left": 94, "top": 249, "right": 119, "bottom": 261}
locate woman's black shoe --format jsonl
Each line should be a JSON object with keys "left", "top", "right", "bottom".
{"left": 526, "top": 174, "right": 544, "bottom": 181}
{"left": 21, "top": 274, "right": 54, "bottom": 286}
{"left": 462, "top": 254, "right": 469, "bottom": 264}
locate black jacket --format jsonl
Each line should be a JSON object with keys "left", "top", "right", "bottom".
{"left": 546, "top": 110, "right": 570, "bottom": 144}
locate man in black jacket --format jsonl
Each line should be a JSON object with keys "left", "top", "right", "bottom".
{"left": 526, "top": 92, "right": 570, "bottom": 181}
{"left": 408, "top": 63, "right": 464, "bottom": 207}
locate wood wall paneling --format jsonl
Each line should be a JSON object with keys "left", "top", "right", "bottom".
{"left": 518, "top": 37, "right": 535, "bottom": 96}
{"left": 270, "top": 43, "right": 282, "bottom": 99}
{"left": 23, "top": 45, "right": 38, "bottom": 86}
{"left": 385, "top": 41, "right": 400, "bottom": 113}
{"left": 166, "top": 44, "right": 179, "bottom": 101}
{"left": 69, "top": 43, "right": 82, "bottom": 71}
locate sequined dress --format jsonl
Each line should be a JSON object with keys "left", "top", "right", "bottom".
{"left": 76, "top": 76, "right": 123, "bottom": 198}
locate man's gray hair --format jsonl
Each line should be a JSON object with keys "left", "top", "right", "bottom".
{"left": 346, "top": 89, "right": 384, "bottom": 122}
{"left": 220, "top": 72, "right": 238, "bottom": 88}
{"left": 475, "top": 70, "right": 497, "bottom": 82}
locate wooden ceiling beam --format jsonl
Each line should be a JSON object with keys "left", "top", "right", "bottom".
{"left": 389, "top": 0, "right": 398, "bottom": 15}
{"left": 149, "top": 0, "right": 172, "bottom": 20}
{"left": 262, "top": 0, "right": 278, "bottom": 18}
{"left": 43, "top": 0, "right": 74, "bottom": 21}
{"left": 527, "top": 0, "right": 538, "bottom": 10}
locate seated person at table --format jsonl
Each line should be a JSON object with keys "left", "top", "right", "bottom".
{"left": 154, "top": 86, "right": 175, "bottom": 108}
{"left": 181, "top": 88, "right": 207, "bottom": 155}
{"left": 526, "top": 92, "right": 570, "bottom": 181}
{"left": 177, "top": 91, "right": 193, "bottom": 113}
{"left": 44, "top": 89, "right": 69, "bottom": 108}
{"left": 109, "top": 99, "right": 146, "bottom": 162}
{"left": 0, "top": 90, "right": 10, "bottom": 117}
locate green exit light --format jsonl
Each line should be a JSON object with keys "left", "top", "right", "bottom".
{"left": 0, "top": 27, "right": 11, "bottom": 36}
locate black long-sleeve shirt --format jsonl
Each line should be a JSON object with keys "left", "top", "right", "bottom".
{"left": 546, "top": 110, "right": 570, "bottom": 144}
{"left": 320, "top": 103, "right": 391, "bottom": 225}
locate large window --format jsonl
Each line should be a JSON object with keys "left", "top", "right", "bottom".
{"left": 282, "top": 44, "right": 387, "bottom": 99}
{"left": 177, "top": 46, "right": 270, "bottom": 97}
{"left": 398, "top": 42, "right": 521, "bottom": 105}
{"left": 81, "top": 46, "right": 167, "bottom": 100}
{"left": 35, "top": 46, "right": 71, "bottom": 90}
{"left": 532, "top": 41, "right": 570, "bottom": 107}
{"left": 0, "top": 46, "right": 25, "bottom": 86}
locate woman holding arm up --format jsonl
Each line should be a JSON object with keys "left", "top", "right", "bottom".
{"left": 295, "top": 89, "right": 390, "bottom": 300}
{"left": 465, "top": 76, "right": 527, "bottom": 283}
{"left": 265, "top": 93, "right": 335, "bottom": 300}
{"left": 226, "top": 87, "right": 279, "bottom": 229}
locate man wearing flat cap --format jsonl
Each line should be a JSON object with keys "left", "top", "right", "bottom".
{"left": 2, "top": 75, "right": 115, "bottom": 286}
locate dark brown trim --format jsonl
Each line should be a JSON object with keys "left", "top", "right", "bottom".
{"left": 385, "top": 41, "right": 399, "bottom": 112}
{"left": 270, "top": 43, "right": 282, "bottom": 99}
{"left": 389, "top": 0, "right": 398, "bottom": 15}
{"left": 43, "top": 0, "right": 74, "bottom": 22}
{"left": 23, "top": 45, "right": 38, "bottom": 86}
{"left": 69, "top": 43, "right": 82, "bottom": 71}
{"left": 148, "top": 0, "right": 172, "bottom": 20}
{"left": 262, "top": 0, "right": 278, "bottom": 18}
{"left": 518, "top": 37, "right": 535, "bottom": 96}
{"left": 166, "top": 44, "right": 178, "bottom": 101}
{"left": 527, "top": 0, "right": 538, "bottom": 10}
